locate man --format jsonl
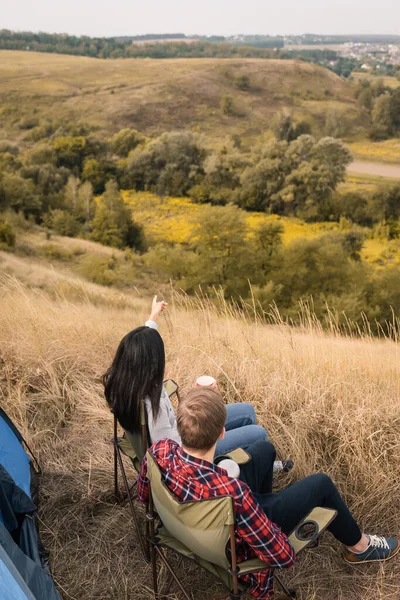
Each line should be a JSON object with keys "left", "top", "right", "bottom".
{"left": 138, "top": 387, "right": 399, "bottom": 599}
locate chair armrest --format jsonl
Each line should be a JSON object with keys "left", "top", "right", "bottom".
{"left": 164, "top": 379, "right": 179, "bottom": 399}
{"left": 217, "top": 448, "right": 251, "bottom": 466}
{"left": 237, "top": 557, "right": 270, "bottom": 576}
{"left": 288, "top": 507, "right": 337, "bottom": 554}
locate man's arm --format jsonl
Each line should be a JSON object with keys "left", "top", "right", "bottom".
{"left": 236, "top": 486, "right": 296, "bottom": 569}
{"left": 137, "top": 454, "right": 149, "bottom": 504}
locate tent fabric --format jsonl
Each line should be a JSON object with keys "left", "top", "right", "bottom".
{"left": 0, "top": 409, "right": 31, "bottom": 498}
{"left": 0, "top": 464, "right": 36, "bottom": 531}
{"left": 0, "top": 523, "right": 60, "bottom": 600}
{"left": 0, "top": 539, "right": 36, "bottom": 600}
{"left": 0, "top": 408, "right": 61, "bottom": 600}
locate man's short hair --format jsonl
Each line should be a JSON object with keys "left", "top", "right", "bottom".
{"left": 177, "top": 387, "right": 226, "bottom": 452}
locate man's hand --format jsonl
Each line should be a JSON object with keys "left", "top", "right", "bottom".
{"left": 149, "top": 295, "right": 168, "bottom": 322}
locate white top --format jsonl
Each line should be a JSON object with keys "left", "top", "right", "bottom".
{"left": 144, "top": 319, "right": 182, "bottom": 445}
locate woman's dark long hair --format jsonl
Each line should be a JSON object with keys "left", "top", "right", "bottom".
{"left": 103, "top": 326, "right": 165, "bottom": 433}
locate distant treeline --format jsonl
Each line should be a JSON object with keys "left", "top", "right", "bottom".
{"left": 287, "top": 34, "right": 400, "bottom": 45}
{"left": 0, "top": 30, "right": 284, "bottom": 59}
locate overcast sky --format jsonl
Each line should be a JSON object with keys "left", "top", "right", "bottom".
{"left": 2, "top": 0, "right": 400, "bottom": 38}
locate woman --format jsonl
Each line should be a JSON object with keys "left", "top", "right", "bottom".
{"left": 104, "top": 296, "right": 272, "bottom": 457}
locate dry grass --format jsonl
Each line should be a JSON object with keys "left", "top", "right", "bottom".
{"left": 0, "top": 51, "right": 356, "bottom": 144}
{"left": 1, "top": 275, "right": 400, "bottom": 600}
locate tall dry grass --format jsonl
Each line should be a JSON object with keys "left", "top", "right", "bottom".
{"left": 1, "top": 274, "right": 400, "bottom": 600}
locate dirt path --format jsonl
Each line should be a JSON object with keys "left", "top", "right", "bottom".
{"left": 348, "top": 161, "right": 400, "bottom": 179}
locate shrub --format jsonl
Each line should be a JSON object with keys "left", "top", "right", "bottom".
{"left": 235, "top": 75, "right": 250, "bottom": 90}
{"left": 220, "top": 95, "right": 234, "bottom": 115}
{"left": 41, "top": 244, "right": 73, "bottom": 261}
{"left": 0, "top": 219, "right": 16, "bottom": 249}
{"left": 49, "top": 210, "right": 81, "bottom": 237}
{"left": 77, "top": 254, "right": 137, "bottom": 287}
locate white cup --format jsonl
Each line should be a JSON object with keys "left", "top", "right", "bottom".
{"left": 195, "top": 375, "right": 217, "bottom": 388}
{"left": 217, "top": 459, "right": 240, "bottom": 479}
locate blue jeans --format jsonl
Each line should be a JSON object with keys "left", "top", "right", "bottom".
{"left": 215, "top": 403, "right": 268, "bottom": 456}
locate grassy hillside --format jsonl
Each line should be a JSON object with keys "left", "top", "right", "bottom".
{"left": 1, "top": 274, "right": 400, "bottom": 600}
{"left": 0, "top": 51, "right": 361, "bottom": 144}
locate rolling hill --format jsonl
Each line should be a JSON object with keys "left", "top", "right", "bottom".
{"left": 0, "top": 51, "right": 362, "bottom": 145}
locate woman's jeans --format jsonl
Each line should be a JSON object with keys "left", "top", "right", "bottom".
{"left": 240, "top": 440, "right": 362, "bottom": 548}
{"left": 215, "top": 403, "right": 268, "bottom": 456}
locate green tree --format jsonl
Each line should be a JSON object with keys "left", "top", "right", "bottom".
{"left": 272, "top": 111, "right": 296, "bottom": 142}
{"left": 127, "top": 131, "right": 205, "bottom": 196}
{"left": 188, "top": 204, "right": 251, "bottom": 296}
{"left": 239, "top": 156, "right": 286, "bottom": 212}
{"left": 275, "top": 233, "right": 365, "bottom": 309}
{"left": 238, "top": 136, "right": 350, "bottom": 219}
{"left": 110, "top": 129, "right": 145, "bottom": 157}
{"left": 82, "top": 158, "right": 108, "bottom": 194}
{"left": 332, "top": 192, "right": 374, "bottom": 227}
{"left": 0, "top": 173, "right": 41, "bottom": 216}
{"left": 53, "top": 136, "right": 88, "bottom": 171}
{"left": 252, "top": 222, "right": 283, "bottom": 282}
{"left": 189, "top": 151, "right": 245, "bottom": 205}
{"left": 371, "top": 95, "right": 393, "bottom": 139}
{"left": 90, "top": 181, "right": 145, "bottom": 250}
{"left": 357, "top": 86, "right": 374, "bottom": 111}
{"left": 373, "top": 185, "right": 400, "bottom": 224}
{"left": 389, "top": 88, "right": 400, "bottom": 133}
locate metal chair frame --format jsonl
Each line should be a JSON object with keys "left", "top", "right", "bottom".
{"left": 112, "top": 379, "right": 181, "bottom": 561}
{"left": 145, "top": 454, "right": 297, "bottom": 600}
{"left": 145, "top": 452, "right": 337, "bottom": 600}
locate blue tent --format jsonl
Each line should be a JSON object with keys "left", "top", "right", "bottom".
{"left": 0, "top": 408, "right": 61, "bottom": 600}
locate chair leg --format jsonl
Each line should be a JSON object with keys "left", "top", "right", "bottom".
{"left": 116, "top": 446, "right": 149, "bottom": 561}
{"left": 155, "top": 547, "right": 191, "bottom": 600}
{"left": 158, "top": 555, "right": 183, "bottom": 600}
{"left": 275, "top": 573, "right": 296, "bottom": 598}
{"left": 113, "top": 443, "right": 120, "bottom": 501}
{"left": 152, "top": 545, "right": 158, "bottom": 599}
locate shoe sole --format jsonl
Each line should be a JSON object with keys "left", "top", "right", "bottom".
{"left": 344, "top": 542, "right": 400, "bottom": 565}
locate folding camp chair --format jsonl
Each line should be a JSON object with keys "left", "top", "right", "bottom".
{"left": 112, "top": 379, "right": 180, "bottom": 560}
{"left": 145, "top": 450, "right": 337, "bottom": 600}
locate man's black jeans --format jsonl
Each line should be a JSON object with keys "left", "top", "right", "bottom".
{"left": 239, "top": 440, "right": 362, "bottom": 548}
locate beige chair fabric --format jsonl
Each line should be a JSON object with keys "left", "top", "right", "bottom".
{"left": 146, "top": 449, "right": 337, "bottom": 599}
{"left": 288, "top": 507, "right": 337, "bottom": 554}
{"left": 222, "top": 447, "right": 251, "bottom": 465}
{"left": 147, "top": 452, "right": 235, "bottom": 569}
{"left": 163, "top": 379, "right": 178, "bottom": 398}
{"left": 119, "top": 400, "right": 147, "bottom": 469}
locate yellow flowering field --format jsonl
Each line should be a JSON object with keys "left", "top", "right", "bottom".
{"left": 124, "top": 191, "right": 339, "bottom": 245}
{"left": 348, "top": 140, "right": 400, "bottom": 164}
{"left": 123, "top": 191, "right": 400, "bottom": 266}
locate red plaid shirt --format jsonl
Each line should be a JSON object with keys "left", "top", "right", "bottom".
{"left": 138, "top": 439, "right": 295, "bottom": 599}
